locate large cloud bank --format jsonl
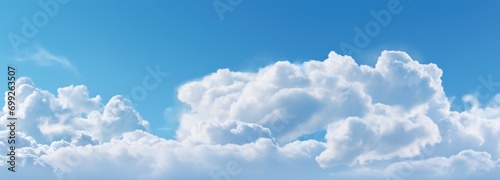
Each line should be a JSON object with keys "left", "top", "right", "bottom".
{"left": 1, "top": 51, "right": 499, "bottom": 179}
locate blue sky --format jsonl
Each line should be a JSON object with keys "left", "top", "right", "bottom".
{"left": 1, "top": 1, "right": 500, "bottom": 179}
{"left": 2, "top": 1, "right": 500, "bottom": 138}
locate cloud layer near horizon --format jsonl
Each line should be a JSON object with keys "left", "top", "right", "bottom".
{"left": 1, "top": 51, "right": 499, "bottom": 179}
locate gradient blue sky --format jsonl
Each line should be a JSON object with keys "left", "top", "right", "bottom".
{"left": 3, "top": 1, "right": 500, "bottom": 179}
{"left": 2, "top": 0, "right": 499, "bottom": 140}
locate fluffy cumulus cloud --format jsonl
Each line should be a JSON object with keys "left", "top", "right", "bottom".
{"left": 1, "top": 50, "right": 500, "bottom": 179}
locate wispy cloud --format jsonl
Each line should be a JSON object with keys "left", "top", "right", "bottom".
{"left": 15, "top": 46, "right": 79, "bottom": 75}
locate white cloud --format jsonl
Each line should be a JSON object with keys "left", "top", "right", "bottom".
{"left": 14, "top": 46, "right": 78, "bottom": 74}
{"left": 1, "top": 78, "right": 149, "bottom": 144}
{"left": 384, "top": 150, "right": 500, "bottom": 179}
{"left": 317, "top": 109, "right": 441, "bottom": 168}
{"left": 1, "top": 50, "right": 500, "bottom": 179}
